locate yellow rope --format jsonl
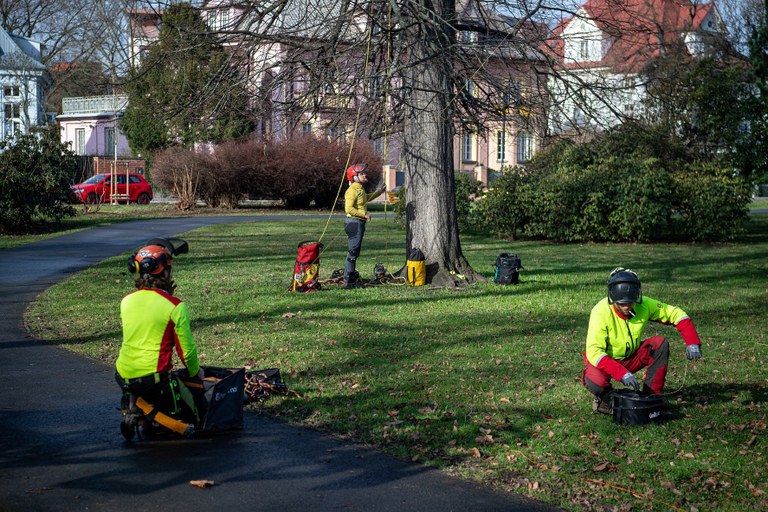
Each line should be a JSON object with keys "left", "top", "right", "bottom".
{"left": 317, "top": 11, "right": 377, "bottom": 246}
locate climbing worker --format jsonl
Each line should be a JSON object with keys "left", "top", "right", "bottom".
{"left": 343, "top": 163, "right": 386, "bottom": 288}
{"left": 583, "top": 267, "right": 703, "bottom": 415}
{"left": 115, "top": 237, "right": 203, "bottom": 436}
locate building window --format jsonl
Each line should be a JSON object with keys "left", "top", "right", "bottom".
{"left": 4, "top": 120, "right": 21, "bottom": 137}
{"left": 4, "top": 104, "right": 20, "bottom": 118}
{"left": 105, "top": 127, "right": 115, "bottom": 156}
{"left": 76, "top": 128, "right": 86, "bottom": 155}
{"left": 517, "top": 132, "right": 534, "bottom": 163}
{"left": 573, "top": 106, "right": 586, "bottom": 126}
{"left": 461, "top": 131, "right": 475, "bottom": 162}
{"left": 373, "top": 138, "right": 384, "bottom": 157}
{"left": 3, "top": 86, "right": 20, "bottom": 97}
{"left": 579, "top": 40, "right": 590, "bottom": 60}
{"left": 464, "top": 78, "right": 476, "bottom": 98}
{"left": 301, "top": 122, "right": 312, "bottom": 136}
{"left": 496, "top": 130, "right": 506, "bottom": 163}
{"left": 459, "top": 31, "right": 477, "bottom": 43}
{"left": 210, "top": 9, "right": 230, "bottom": 30}
{"left": 325, "top": 124, "right": 344, "bottom": 140}
{"left": 369, "top": 74, "right": 380, "bottom": 98}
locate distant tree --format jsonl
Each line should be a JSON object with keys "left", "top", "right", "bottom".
{"left": 643, "top": 52, "right": 768, "bottom": 183}
{"left": 47, "top": 61, "right": 112, "bottom": 114}
{"left": 121, "top": 2, "right": 253, "bottom": 154}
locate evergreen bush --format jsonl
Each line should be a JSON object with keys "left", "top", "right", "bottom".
{"left": 671, "top": 162, "right": 751, "bottom": 241}
{"left": 0, "top": 131, "right": 76, "bottom": 233}
{"left": 474, "top": 124, "right": 748, "bottom": 242}
{"left": 454, "top": 171, "right": 484, "bottom": 231}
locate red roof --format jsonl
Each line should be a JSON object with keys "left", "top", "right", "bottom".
{"left": 544, "top": 0, "right": 719, "bottom": 72}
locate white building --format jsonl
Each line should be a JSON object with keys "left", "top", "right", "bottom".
{"left": 0, "top": 25, "right": 49, "bottom": 139}
{"left": 545, "top": 0, "right": 728, "bottom": 132}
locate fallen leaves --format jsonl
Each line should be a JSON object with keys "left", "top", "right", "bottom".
{"left": 189, "top": 480, "right": 215, "bottom": 489}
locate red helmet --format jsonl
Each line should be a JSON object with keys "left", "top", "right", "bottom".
{"left": 129, "top": 244, "right": 172, "bottom": 276}
{"left": 346, "top": 163, "right": 368, "bottom": 182}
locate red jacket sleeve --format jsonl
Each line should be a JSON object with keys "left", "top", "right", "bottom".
{"left": 676, "top": 317, "right": 701, "bottom": 346}
{"left": 597, "top": 355, "right": 630, "bottom": 381}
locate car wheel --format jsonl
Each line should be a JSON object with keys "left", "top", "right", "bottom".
{"left": 136, "top": 193, "right": 151, "bottom": 205}
{"left": 85, "top": 193, "right": 101, "bottom": 205}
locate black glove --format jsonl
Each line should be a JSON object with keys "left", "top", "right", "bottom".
{"left": 686, "top": 344, "right": 702, "bottom": 361}
{"left": 621, "top": 372, "right": 639, "bottom": 391}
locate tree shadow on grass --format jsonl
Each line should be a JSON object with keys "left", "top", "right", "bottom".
{"left": 679, "top": 382, "right": 768, "bottom": 406}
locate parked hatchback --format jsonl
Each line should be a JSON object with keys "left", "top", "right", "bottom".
{"left": 71, "top": 173, "right": 153, "bottom": 205}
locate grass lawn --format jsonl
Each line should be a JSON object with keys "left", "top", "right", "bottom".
{"left": 20, "top": 210, "right": 768, "bottom": 511}
{"left": 751, "top": 196, "right": 768, "bottom": 210}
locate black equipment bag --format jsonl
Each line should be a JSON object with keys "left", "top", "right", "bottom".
{"left": 611, "top": 389, "right": 664, "bottom": 425}
{"left": 177, "top": 366, "right": 245, "bottom": 433}
{"left": 494, "top": 253, "right": 523, "bottom": 284}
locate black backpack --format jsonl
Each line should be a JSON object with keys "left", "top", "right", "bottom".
{"left": 494, "top": 253, "right": 523, "bottom": 284}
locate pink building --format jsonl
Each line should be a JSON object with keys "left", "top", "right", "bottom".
{"left": 57, "top": 95, "right": 131, "bottom": 157}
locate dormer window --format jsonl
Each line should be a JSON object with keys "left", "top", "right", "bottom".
{"left": 579, "top": 40, "right": 590, "bottom": 60}
{"left": 209, "top": 9, "right": 230, "bottom": 30}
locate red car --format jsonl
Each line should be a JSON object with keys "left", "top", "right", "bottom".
{"left": 71, "top": 173, "right": 153, "bottom": 205}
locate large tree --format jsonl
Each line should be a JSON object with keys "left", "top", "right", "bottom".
{"left": 121, "top": 2, "right": 252, "bottom": 154}
{"left": 218, "top": 0, "right": 552, "bottom": 286}
{"left": 400, "top": 0, "right": 478, "bottom": 286}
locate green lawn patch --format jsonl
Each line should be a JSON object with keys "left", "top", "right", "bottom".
{"left": 22, "top": 213, "right": 768, "bottom": 511}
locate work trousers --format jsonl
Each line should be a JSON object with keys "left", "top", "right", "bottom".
{"left": 116, "top": 370, "right": 198, "bottom": 423}
{"left": 344, "top": 218, "right": 366, "bottom": 283}
{"left": 582, "top": 336, "right": 670, "bottom": 396}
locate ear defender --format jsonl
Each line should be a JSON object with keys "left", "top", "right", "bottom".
{"left": 128, "top": 250, "right": 169, "bottom": 276}
{"left": 128, "top": 254, "right": 140, "bottom": 274}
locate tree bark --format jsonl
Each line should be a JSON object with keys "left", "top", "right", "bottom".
{"left": 401, "top": 0, "right": 483, "bottom": 288}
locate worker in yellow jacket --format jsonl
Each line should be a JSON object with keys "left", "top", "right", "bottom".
{"left": 343, "top": 163, "right": 385, "bottom": 288}
{"left": 583, "top": 268, "right": 702, "bottom": 415}
{"left": 115, "top": 238, "right": 203, "bottom": 433}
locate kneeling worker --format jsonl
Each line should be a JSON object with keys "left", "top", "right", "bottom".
{"left": 583, "top": 268, "right": 703, "bottom": 415}
{"left": 116, "top": 238, "right": 204, "bottom": 436}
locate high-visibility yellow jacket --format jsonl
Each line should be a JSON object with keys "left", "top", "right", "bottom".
{"left": 345, "top": 182, "right": 382, "bottom": 220}
{"left": 116, "top": 288, "right": 200, "bottom": 379}
{"left": 585, "top": 296, "right": 700, "bottom": 380}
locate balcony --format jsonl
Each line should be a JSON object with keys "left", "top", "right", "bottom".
{"left": 62, "top": 95, "right": 128, "bottom": 115}
{"left": 299, "top": 93, "right": 355, "bottom": 110}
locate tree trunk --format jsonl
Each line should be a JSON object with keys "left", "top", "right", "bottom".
{"left": 401, "top": 0, "right": 483, "bottom": 288}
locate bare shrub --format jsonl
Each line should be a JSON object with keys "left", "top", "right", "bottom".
{"left": 152, "top": 147, "right": 207, "bottom": 210}
{"left": 214, "top": 137, "right": 277, "bottom": 206}
{"left": 271, "top": 136, "right": 382, "bottom": 208}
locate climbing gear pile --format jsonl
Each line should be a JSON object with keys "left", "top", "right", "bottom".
{"left": 244, "top": 368, "right": 296, "bottom": 404}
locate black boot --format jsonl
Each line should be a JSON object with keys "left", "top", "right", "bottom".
{"left": 592, "top": 394, "right": 612, "bottom": 415}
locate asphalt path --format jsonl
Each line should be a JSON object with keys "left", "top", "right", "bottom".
{"left": 0, "top": 216, "right": 562, "bottom": 512}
